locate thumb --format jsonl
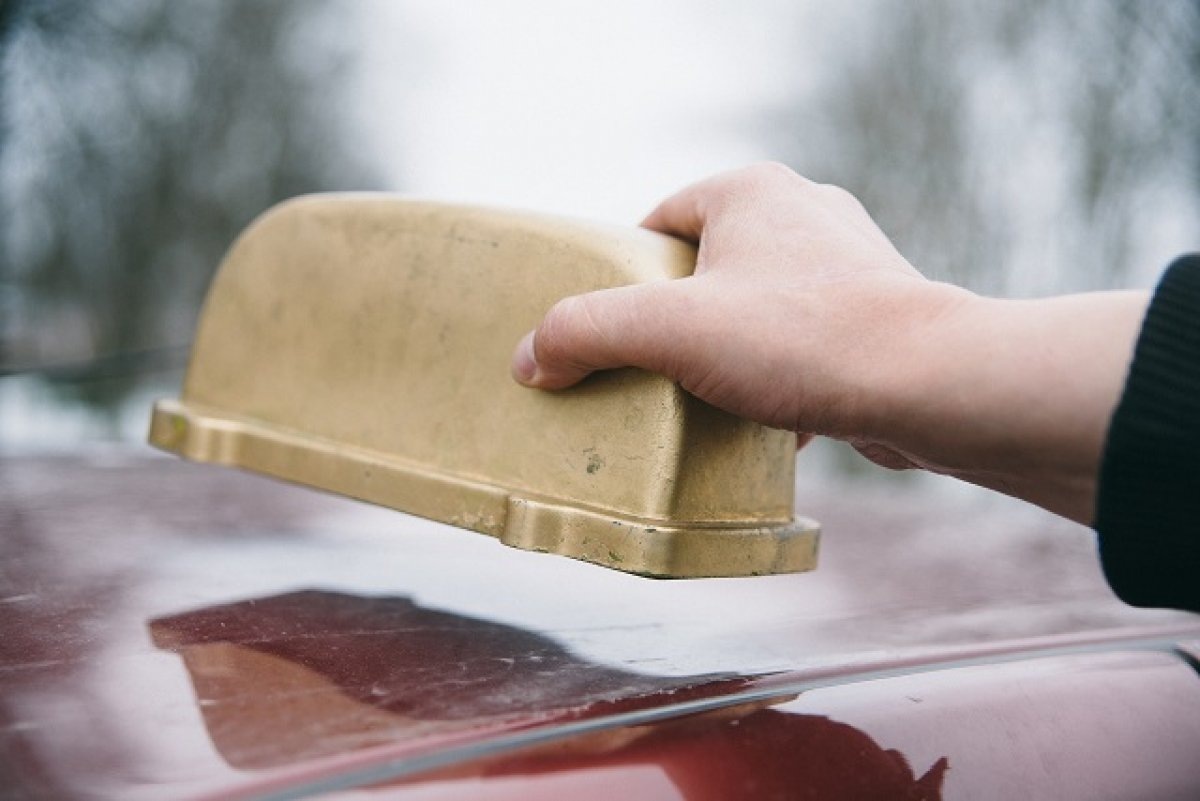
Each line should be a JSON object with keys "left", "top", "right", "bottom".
{"left": 511, "top": 281, "right": 689, "bottom": 390}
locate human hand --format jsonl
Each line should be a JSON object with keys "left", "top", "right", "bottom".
{"left": 511, "top": 163, "right": 964, "bottom": 466}
{"left": 511, "top": 163, "right": 1147, "bottom": 523}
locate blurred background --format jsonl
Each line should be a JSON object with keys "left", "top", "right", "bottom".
{"left": 2, "top": 0, "right": 1198, "bottom": 477}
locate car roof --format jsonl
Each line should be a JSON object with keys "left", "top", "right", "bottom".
{"left": 2, "top": 450, "right": 1197, "bottom": 799}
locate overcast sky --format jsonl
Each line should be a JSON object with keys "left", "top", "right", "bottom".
{"left": 353, "top": 0, "right": 797, "bottom": 223}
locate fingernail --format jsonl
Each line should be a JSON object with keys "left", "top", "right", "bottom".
{"left": 512, "top": 332, "right": 538, "bottom": 384}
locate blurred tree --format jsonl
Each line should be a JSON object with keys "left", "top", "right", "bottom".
{"left": 0, "top": 0, "right": 379, "bottom": 414}
{"left": 776, "top": 0, "right": 1200, "bottom": 296}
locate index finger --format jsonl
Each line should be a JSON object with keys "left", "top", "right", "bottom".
{"left": 639, "top": 163, "right": 809, "bottom": 242}
{"left": 639, "top": 180, "right": 713, "bottom": 243}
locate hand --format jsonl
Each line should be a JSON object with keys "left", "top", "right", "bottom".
{"left": 511, "top": 163, "right": 1148, "bottom": 524}
{"left": 512, "top": 164, "right": 955, "bottom": 442}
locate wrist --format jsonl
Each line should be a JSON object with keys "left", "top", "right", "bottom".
{"left": 878, "top": 287, "right": 1148, "bottom": 522}
{"left": 850, "top": 278, "right": 978, "bottom": 443}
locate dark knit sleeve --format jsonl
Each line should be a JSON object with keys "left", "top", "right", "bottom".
{"left": 1094, "top": 254, "right": 1200, "bottom": 612}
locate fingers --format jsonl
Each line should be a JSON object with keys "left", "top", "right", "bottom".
{"left": 640, "top": 182, "right": 711, "bottom": 242}
{"left": 511, "top": 282, "right": 689, "bottom": 390}
{"left": 640, "top": 162, "right": 804, "bottom": 242}
{"left": 514, "top": 163, "right": 818, "bottom": 394}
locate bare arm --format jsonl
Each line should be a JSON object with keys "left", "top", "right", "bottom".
{"left": 511, "top": 164, "right": 1147, "bottom": 524}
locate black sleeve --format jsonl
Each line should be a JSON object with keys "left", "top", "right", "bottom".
{"left": 1094, "top": 254, "right": 1200, "bottom": 612}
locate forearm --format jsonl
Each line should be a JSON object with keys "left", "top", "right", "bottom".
{"left": 874, "top": 287, "right": 1149, "bottom": 523}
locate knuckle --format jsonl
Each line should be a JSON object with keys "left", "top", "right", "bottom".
{"left": 751, "top": 161, "right": 797, "bottom": 180}
{"left": 708, "top": 162, "right": 801, "bottom": 217}
{"left": 817, "top": 182, "right": 863, "bottom": 208}
{"left": 535, "top": 296, "right": 582, "bottom": 363}
{"left": 537, "top": 293, "right": 614, "bottom": 371}
{"left": 734, "top": 161, "right": 797, "bottom": 190}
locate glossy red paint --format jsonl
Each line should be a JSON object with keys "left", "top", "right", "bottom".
{"left": 386, "top": 706, "right": 949, "bottom": 801}
{"left": 147, "top": 588, "right": 949, "bottom": 799}
{"left": 362, "top": 650, "right": 1200, "bottom": 801}
{"left": 148, "top": 590, "right": 756, "bottom": 771}
{"left": 1, "top": 452, "right": 1198, "bottom": 799}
